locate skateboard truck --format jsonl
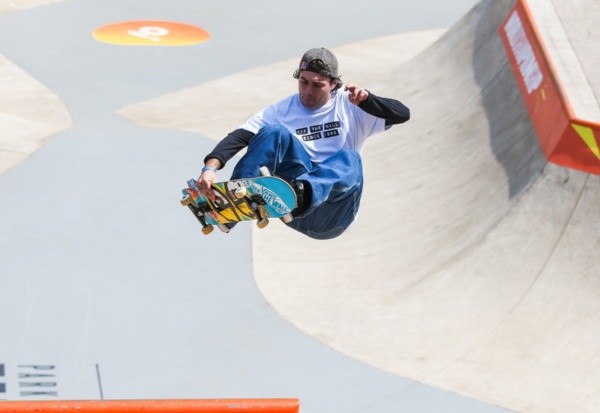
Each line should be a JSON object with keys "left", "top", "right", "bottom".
{"left": 247, "top": 194, "right": 269, "bottom": 229}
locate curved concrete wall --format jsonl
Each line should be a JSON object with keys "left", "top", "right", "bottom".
{"left": 253, "top": 1, "right": 600, "bottom": 412}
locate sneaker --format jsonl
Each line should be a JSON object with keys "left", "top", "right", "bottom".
{"left": 291, "top": 180, "right": 311, "bottom": 218}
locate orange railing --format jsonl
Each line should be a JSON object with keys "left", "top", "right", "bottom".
{"left": 0, "top": 399, "right": 300, "bottom": 413}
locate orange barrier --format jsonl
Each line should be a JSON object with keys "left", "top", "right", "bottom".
{"left": 0, "top": 399, "right": 300, "bottom": 413}
{"left": 499, "top": 0, "right": 600, "bottom": 175}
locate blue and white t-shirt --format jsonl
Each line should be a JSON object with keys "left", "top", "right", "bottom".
{"left": 238, "top": 89, "right": 386, "bottom": 163}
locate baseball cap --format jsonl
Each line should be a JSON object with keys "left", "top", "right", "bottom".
{"left": 293, "top": 47, "right": 340, "bottom": 80}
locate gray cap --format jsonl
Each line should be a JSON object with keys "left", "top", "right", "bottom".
{"left": 294, "top": 47, "right": 340, "bottom": 79}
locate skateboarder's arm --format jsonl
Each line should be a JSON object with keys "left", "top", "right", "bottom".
{"left": 358, "top": 92, "right": 410, "bottom": 127}
{"left": 198, "top": 128, "right": 254, "bottom": 197}
{"left": 203, "top": 128, "right": 255, "bottom": 169}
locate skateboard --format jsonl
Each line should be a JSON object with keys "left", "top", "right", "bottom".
{"left": 180, "top": 167, "right": 297, "bottom": 235}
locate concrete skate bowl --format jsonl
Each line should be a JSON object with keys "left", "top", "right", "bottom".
{"left": 252, "top": 1, "right": 600, "bottom": 412}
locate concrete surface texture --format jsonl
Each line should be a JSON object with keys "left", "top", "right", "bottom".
{"left": 126, "top": 0, "right": 600, "bottom": 411}
{"left": 549, "top": 0, "right": 600, "bottom": 117}
{"left": 0, "top": 0, "right": 66, "bottom": 15}
{"left": 2, "top": 0, "right": 599, "bottom": 412}
{"left": 252, "top": 2, "right": 600, "bottom": 412}
{"left": 0, "top": 0, "right": 72, "bottom": 175}
{"left": 527, "top": 0, "right": 600, "bottom": 122}
{"left": 0, "top": 56, "right": 71, "bottom": 175}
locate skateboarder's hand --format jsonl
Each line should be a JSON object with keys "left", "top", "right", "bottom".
{"left": 197, "top": 169, "right": 217, "bottom": 200}
{"left": 345, "top": 84, "right": 369, "bottom": 105}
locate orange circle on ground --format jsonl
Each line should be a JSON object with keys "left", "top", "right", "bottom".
{"left": 93, "top": 20, "right": 210, "bottom": 46}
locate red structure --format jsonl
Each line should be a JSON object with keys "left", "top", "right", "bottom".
{"left": 500, "top": 0, "right": 600, "bottom": 175}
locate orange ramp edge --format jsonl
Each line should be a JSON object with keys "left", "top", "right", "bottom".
{"left": 0, "top": 399, "right": 300, "bottom": 413}
{"left": 499, "top": 0, "right": 600, "bottom": 175}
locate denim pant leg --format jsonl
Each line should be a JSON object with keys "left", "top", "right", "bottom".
{"left": 287, "top": 149, "right": 364, "bottom": 240}
{"left": 230, "top": 125, "right": 363, "bottom": 240}
{"left": 231, "top": 125, "right": 312, "bottom": 181}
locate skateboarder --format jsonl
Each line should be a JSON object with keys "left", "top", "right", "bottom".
{"left": 197, "top": 47, "right": 410, "bottom": 240}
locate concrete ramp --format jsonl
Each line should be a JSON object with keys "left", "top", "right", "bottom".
{"left": 252, "top": 1, "right": 600, "bottom": 412}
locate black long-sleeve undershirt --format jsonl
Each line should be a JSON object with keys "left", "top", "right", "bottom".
{"left": 204, "top": 92, "right": 410, "bottom": 168}
{"left": 359, "top": 91, "right": 410, "bottom": 127}
{"left": 203, "top": 128, "right": 253, "bottom": 169}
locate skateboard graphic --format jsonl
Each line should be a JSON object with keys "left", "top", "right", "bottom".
{"left": 181, "top": 167, "right": 297, "bottom": 235}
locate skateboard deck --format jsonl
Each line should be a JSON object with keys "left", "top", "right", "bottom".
{"left": 181, "top": 175, "right": 297, "bottom": 234}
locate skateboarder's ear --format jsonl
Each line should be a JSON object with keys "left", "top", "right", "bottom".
{"left": 330, "top": 78, "right": 340, "bottom": 91}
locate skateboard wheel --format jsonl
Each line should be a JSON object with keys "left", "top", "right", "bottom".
{"left": 257, "top": 218, "right": 269, "bottom": 229}
{"left": 259, "top": 166, "right": 272, "bottom": 177}
{"left": 202, "top": 224, "right": 214, "bottom": 235}
{"left": 280, "top": 213, "right": 293, "bottom": 224}
{"left": 233, "top": 187, "right": 247, "bottom": 199}
{"left": 180, "top": 194, "right": 193, "bottom": 206}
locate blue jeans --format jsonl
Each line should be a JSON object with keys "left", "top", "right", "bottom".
{"left": 231, "top": 125, "right": 363, "bottom": 240}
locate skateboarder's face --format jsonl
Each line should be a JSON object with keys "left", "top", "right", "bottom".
{"left": 297, "top": 71, "right": 337, "bottom": 109}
